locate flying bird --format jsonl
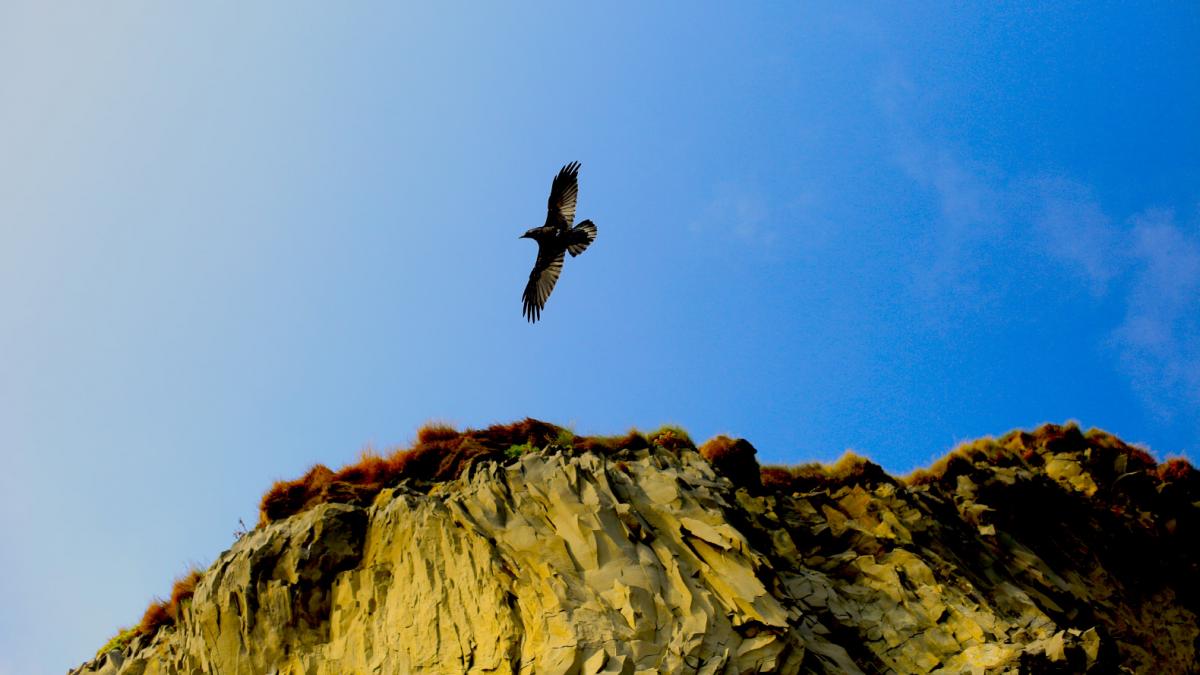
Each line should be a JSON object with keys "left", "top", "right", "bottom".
{"left": 519, "top": 161, "right": 598, "bottom": 322}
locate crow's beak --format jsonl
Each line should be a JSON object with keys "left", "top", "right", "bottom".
{"left": 519, "top": 233, "right": 529, "bottom": 239}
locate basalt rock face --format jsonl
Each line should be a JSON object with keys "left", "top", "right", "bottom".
{"left": 74, "top": 426, "right": 1198, "bottom": 674}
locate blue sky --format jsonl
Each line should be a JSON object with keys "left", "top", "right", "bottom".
{"left": 2, "top": 3, "right": 1198, "bottom": 672}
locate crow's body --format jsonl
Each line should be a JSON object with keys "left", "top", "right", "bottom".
{"left": 519, "top": 162, "right": 597, "bottom": 322}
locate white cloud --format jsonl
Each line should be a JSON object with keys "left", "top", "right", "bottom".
{"left": 1111, "top": 209, "right": 1200, "bottom": 421}
{"left": 875, "top": 61, "right": 1200, "bottom": 431}
{"left": 874, "top": 66, "right": 1016, "bottom": 308}
{"left": 1028, "top": 178, "right": 1124, "bottom": 296}
{"left": 689, "top": 182, "right": 779, "bottom": 249}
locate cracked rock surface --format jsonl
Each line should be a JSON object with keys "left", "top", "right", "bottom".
{"left": 73, "top": 428, "right": 1198, "bottom": 674}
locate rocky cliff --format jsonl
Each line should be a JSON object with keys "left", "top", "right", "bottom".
{"left": 73, "top": 422, "right": 1198, "bottom": 674}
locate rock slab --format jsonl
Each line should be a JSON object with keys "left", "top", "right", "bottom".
{"left": 73, "top": 436, "right": 1198, "bottom": 674}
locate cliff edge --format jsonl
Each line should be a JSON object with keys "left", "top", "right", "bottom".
{"left": 73, "top": 422, "right": 1198, "bottom": 674}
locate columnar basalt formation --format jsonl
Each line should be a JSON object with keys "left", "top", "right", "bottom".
{"left": 73, "top": 423, "right": 1198, "bottom": 674}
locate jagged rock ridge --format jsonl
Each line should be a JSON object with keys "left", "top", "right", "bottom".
{"left": 74, "top": 423, "right": 1198, "bottom": 674}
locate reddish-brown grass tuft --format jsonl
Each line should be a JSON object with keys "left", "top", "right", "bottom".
{"left": 255, "top": 421, "right": 712, "bottom": 525}
{"left": 1156, "top": 456, "right": 1199, "bottom": 505}
{"left": 138, "top": 599, "right": 172, "bottom": 636}
{"left": 257, "top": 419, "right": 698, "bottom": 524}
{"left": 766, "top": 452, "right": 895, "bottom": 493}
{"left": 1036, "top": 422, "right": 1089, "bottom": 454}
{"left": 575, "top": 429, "right": 649, "bottom": 454}
{"left": 759, "top": 466, "right": 796, "bottom": 491}
{"left": 416, "top": 422, "right": 460, "bottom": 445}
{"left": 1124, "top": 446, "right": 1158, "bottom": 470}
{"left": 699, "top": 435, "right": 739, "bottom": 462}
{"left": 573, "top": 436, "right": 614, "bottom": 453}
{"left": 129, "top": 566, "right": 205, "bottom": 640}
{"left": 825, "top": 451, "right": 892, "bottom": 486}
{"left": 259, "top": 464, "right": 334, "bottom": 524}
{"left": 257, "top": 423, "right": 571, "bottom": 524}
{"left": 902, "top": 428, "right": 1113, "bottom": 487}
{"left": 332, "top": 450, "right": 398, "bottom": 487}
{"left": 608, "top": 430, "right": 649, "bottom": 452}
{"left": 905, "top": 423, "right": 1171, "bottom": 491}
{"left": 700, "top": 435, "right": 761, "bottom": 489}
{"left": 903, "top": 447, "right": 979, "bottom": 486}
{"left": 470, "top": 418, "right": 562, "bottom": 449}
{"left": 906, "top": 468, "right": 937, "bottom": 487}
{"left": 647, "top": 426, "right": 694, "bottom": 452}
{"left": 1158, "top": 457, "right": 1196, "bottom": 482}
{"left": 167, "top": 568, "right": 203, "bottom": 620}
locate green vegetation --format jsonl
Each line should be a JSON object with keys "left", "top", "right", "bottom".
{"left": 117, "top": 565, "right": 206, "bottom": 652}
{"left": 903, "top": 423, "right": 1167, "bottom": 487}
{"left": 102, "top": 418, "right": 1200, "bottom": 659}
{"left": 648, "top": 425, "right": 694, "bottom": 451}
{"left": 506, "top": 442, "right": 534, "bottom": 458}
{"left": 258, "top": 420, "right": 699, "bottom": 528}
{"left": 95, "top": 626, "right": 138, "bottom": 658}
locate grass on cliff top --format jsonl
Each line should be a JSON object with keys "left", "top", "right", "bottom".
{"left": 697, "top": 432, "right": 897, "bottom": 494}
{"left": 105, "top": 420, "right": 1196, "bottom": 658}
{"left": 746, "top": 422, "right": 1196, "bottom": 498}
{"left": 140, "top": 567, "right": 203, "bottom": 635}
{"left": 901, "top": 422, "right": 1181, "bottom": 487}
{"left": 94, "top": 626, "right": 138, "bottom": 659}
{"left": 759, "top": 450, "right": 895, "bottom": 494}
{"left": 258, "top": 419, "right": 697, "bottom": 525}
{"left": 96, "top": 566, "right": 204, "bottom": 661}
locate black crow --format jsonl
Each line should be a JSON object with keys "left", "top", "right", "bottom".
{"left": 519, "top": 161, "right": 597, "bottom": 322}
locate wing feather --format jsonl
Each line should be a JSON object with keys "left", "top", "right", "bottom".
{"left": 546, "top": 161, "right": 581, "bottom": 229}
{"left": 522, "top": 248, "right": 566, "bottom": 322}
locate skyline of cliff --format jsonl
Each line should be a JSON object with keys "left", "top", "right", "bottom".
{"left": 75, "top": 420, "right": 1198, "bottom": 673}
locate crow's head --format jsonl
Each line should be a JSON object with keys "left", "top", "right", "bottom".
{"left": 519, "top": 227, "right": 540, "bottom": 240}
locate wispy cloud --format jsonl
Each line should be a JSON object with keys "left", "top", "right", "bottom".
{"left": 690, "top": 179, "right": 831, "bottom": 256}
{"left": 1111, "top": 209, "right": 1200, "bottom": 422}
{"left": 875, "top": 64, "right": 1016, "bottom": 307}
{"left": 876, "top": 61, "right": 1200, "bottom": 434}
{"left": 1027, "top": 178, "right": 1124, "bottom": 297}
{"left": 689, "top": 182, "right": 777, "bottom": 248}
{"left": 899, "top": 146, "right": 1011, "bottom": 306}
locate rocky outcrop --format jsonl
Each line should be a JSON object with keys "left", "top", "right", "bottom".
{"left": 74, "top": 424, "right": 1198, "bottom": 674}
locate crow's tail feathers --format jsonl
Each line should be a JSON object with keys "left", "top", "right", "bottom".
{"left": 567, "top": 220, "right": 597, "bottom": 257}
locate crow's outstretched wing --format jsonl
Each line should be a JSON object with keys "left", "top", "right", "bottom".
{"left": 522, "top": 246, "right": 566, "bottom": 322}
{"left": 567, "top": 220, "right": 597, "bottom": 257}
{"left": 546, "top": 161, "right": 580, "bottom": 229}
